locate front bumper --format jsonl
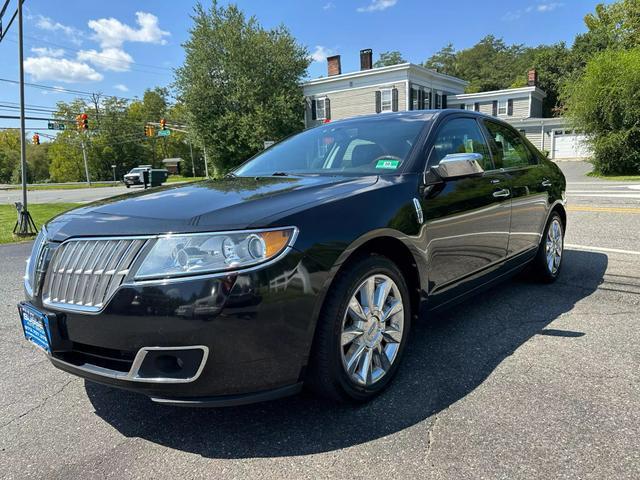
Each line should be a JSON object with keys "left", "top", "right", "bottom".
{"left": 27, "top": 250, "right": 325, "bottom": 404}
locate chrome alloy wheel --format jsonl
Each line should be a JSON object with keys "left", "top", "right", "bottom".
{"left": 340, "top": 274, "right": 404, "bottom": 387}
{"left": 546, "top": 218, "right": 563, "bottom": 275}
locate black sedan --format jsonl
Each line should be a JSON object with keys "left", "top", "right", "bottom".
{"left": 19, "top": 110, "right": 567, "bottom": 406}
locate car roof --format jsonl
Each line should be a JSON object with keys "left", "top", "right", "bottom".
{"left": 324, "top": 109, "right": 500, "bottom": 127}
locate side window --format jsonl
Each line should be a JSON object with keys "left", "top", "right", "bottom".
{"left": 428, "top": 118, "right": 493, "bottom": 170}
{"left": 484, "top": 120, "right": 534, "bottom": 169}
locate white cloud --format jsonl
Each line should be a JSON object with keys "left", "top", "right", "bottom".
{"left": 113, "top": 84, "right": 129, "bottom": 92}
{"left": 40, "top": 86, "right": 67, "bottom": 96}
{"left": 504, "top": 2, "right": 563, "bottom": 20}
{"left": 77, "top": 47, "right": 133, "bottom": 72}
{"left": 357, "top": 0, "right": 397, "bottom": 13}
{"left": 323, "top": 2, "right": 335, "bottom": 10}
{"left": 35, "top": 15, "right": 83, "bottom": 45}
{"left": 87, "top": 12, "right": 169, "bottom": 49}
{"left": 31, "top": 47, "right": 65, "bottom": 58}
{"left": 24, "top": 57, "right": 103, "bottom": 83}
{"left": 311, "top": 45, "right": 334, "bottom": 63}
{"left": 75, "top": 12, "right": 170, "bottom": 73}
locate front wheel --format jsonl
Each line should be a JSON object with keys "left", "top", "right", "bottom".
{"left": 306, "top": 254, "right": 411, "bottom": 403}
{"left": 530, "top": 212, "right": 564, "bottom": 283}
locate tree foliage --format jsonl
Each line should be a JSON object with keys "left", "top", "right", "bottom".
{"left": 563, "top": 48, "right": 640, "bottom": 174}
{"left": 374, "top": 50, "right": 406, "bottom": 67}
{"left": 174, "top": 1, "right": 310, "bottom": 175}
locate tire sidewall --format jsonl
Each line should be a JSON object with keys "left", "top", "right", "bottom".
{"left": 329, "top": 256, "right": 412, "bottom": 402}
{"left": 540, "top": 212, "right": 564, "bottom": 281}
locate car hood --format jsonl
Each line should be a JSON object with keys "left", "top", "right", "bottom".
{"left": 47, "top": 175, "right": 378, "bottom": 241}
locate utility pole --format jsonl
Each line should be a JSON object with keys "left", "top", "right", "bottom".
{"left": 14, "top": 0, "right": 37, "bottom": 236}
{"left": 80, "top": 135, "right": 91, "bottom": 186}
{"left": 188, "top": 140, "right": 195, "bottom": 177}
{"left": 203, "top": 145, "right": 210, "bottom": 178}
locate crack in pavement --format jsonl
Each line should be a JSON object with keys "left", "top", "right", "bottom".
{"left": 0, "top": 379, "right": 74, "bottom": 430}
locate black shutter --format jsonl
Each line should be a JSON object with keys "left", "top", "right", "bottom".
{"left": 442, "top": 95, "right": 447, "bottom": 109}
{"left": 392, "top": 88, "right": 399, "bottom": 112}
{"left": 474, "top": 102, "right": 480, "bottom": 112}
{"left": 325, "top": 98, "right": 331, "bottom": 120}
{"left": 492, "top": 100, "right": 498, "bottom": 116}
{"left": 460, "top": 104, "right": 465, "bottom": 110}
{"left": 418, "top": 89, "right": 424, "bottom": 109}
{"left": 507, "top": 99, "right": 513, "bottom": 116}
{"left": 375, "top": 91, "right": 382, "bottom": 113}
{"left": 311, "top": 99, "right": 317, "bottom": 120}
{"left": 409, "top": 84, "right": 414, "bottom": 110}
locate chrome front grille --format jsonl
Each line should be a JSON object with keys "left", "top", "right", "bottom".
{"left": 42, "top": 238, "right": 148, "bottom": 312}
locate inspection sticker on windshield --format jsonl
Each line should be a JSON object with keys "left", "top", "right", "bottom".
{"left": 375, "top": 159, "right": 400, "bottom": 169}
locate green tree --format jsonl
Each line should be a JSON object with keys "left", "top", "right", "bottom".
{"left": 374, "top": 50, "right": 406, "bottom": 68}
{"left": 0, "top": 130, "right": 21, "bottom": 183}
{"left": 423, "top": 43, "right": 458, "bottom": 76}
{"left": 174, "top": 1, "right": 309, "bottom": 175}
{"left": 562, "top": 48, "right": 640, "bottom": 175}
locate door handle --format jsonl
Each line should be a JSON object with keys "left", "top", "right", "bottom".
{"left": 493, "top": 188, "right": 510, "bottom": 198}
{"left": 541, "top": 179, "right": 552, "bottom": 187}
{"left": 489, "top": 178, "right": 501, "bottom": 184}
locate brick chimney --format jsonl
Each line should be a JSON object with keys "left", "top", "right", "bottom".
{"left": 327, "top": 55, "right": 342, "bottom": 76}
{"left": 527, "top": 69, "right": 538, "bottom": 87}
{"left": 360, "top": 49, "right": 373, "bottom": 70}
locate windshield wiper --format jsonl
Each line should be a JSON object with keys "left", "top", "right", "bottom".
{"left": 271, "top": 172, "right": 289, "bottom": 176}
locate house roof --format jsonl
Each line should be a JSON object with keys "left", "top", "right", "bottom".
{"left": 303, "top": 62, "right": 469, "bottom": 88}
{"left": 449, "top": 86, "right": 547, "bottom": 101}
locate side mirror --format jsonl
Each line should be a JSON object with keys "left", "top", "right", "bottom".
{"left": 432, "top": 153, "right": 485, "bottom": 181}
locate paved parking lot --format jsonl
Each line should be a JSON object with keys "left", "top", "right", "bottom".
{"left": 0, "top": 162, "right": 638, "bottom": 479}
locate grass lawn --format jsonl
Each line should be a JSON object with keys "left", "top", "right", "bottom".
{"left": 587, "top": 172, "right": 640, "bottom": 181}
{"left": 165, "top": 175, "right": 206, "bottom": 183}
{"left": 0, "top": 203, "right": 80, "bottom": 244}
{"left": 1, "top": 182, "right": 118, "bottom": 191}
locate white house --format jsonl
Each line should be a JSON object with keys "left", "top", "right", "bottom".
{"left": 302, "top": 50, "right": 590, "bottom": 160}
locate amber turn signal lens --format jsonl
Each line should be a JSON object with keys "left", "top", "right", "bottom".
{"left": 260, "top": 229, "right": 293, "bottom": 257}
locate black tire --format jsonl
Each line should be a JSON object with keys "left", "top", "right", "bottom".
{"left": 306, "top": 254, "right": 412, "bottom": 403}
{"left": 530, "top": 212, "right": 564, "bottom": 283}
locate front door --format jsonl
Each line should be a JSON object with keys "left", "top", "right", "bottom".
{"left": 420, "top": 116, "right": 512, "bottom": 295}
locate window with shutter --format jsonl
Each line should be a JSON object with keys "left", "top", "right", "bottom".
{"left": 424, "top": 89, "right": 431, "bottom": 109}
{"left": 507, "top": 99, "right": 514, "bottom": 116}
{"left": 375, "top": 91, "right": 382, "bottom": 113}
{"left": 492, "top": 100, "right": 498, "bottom": 116}
{"left": 314, "top": 98, "right": 328, "bottom": 120}
{"left": 379, "top": 89, "right": 393, "bottom": 112}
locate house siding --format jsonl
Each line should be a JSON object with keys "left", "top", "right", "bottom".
{"left": 306, "top": 83, "right": 408, "bottom": 127}
{"left": 530, "top": 97, "right": 543, "bottom": 118}
{"left": 511, "top": 97, "right": 530, "bottom": 118}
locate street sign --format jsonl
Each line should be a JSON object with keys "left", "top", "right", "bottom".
{"left": 47, "top": 122, "right": 66, "bottom": 130}
{"left": 157, "top": 129, "right": 170, "bottom": 137}
{"left": 264, "top": 140, "right": 275, "bottom": 149}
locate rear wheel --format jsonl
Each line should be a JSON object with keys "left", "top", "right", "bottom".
{"left": 530, "top": 212, "right": 564, "bottom": 282}
{"left": 306, "top": 254, "right": 411, "bottom": 403}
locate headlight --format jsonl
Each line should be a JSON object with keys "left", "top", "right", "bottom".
{"left": 134, "top": 227, "right": 297, "bottom": 280}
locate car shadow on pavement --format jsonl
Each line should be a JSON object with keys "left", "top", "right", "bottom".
{"left": 86, "top": 249, "right": 607, "bottom": 458}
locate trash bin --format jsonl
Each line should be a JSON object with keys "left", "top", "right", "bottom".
{"left": 150, "top": 169, "right": 169, "bottom": 187}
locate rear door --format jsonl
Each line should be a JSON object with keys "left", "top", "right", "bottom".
{"left": 420, "top": 116, "right": 512, "bottom": 294}
{"left": 482, "top": 120, "right": 550, "bottom": 256}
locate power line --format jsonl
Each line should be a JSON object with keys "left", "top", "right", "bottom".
{"left": 16, "top": 34, "right": 175, "bottom": 72}
{"left": 0, "top": 77, "right": 134, "bottom": 100}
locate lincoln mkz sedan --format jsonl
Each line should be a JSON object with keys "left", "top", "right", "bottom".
{"left": 19, "top": 110, "right": 566, "bottom": 406}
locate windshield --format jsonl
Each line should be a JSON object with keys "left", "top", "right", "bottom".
{"left": 234, "top": 116, "right": 429, "bottom": 177}
{"left": 129, "top": 168, "right": 145, "bottom": 173}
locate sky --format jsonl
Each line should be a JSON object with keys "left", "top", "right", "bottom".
{"left": 0, "top": 0, "right": 613, "bottom": 133}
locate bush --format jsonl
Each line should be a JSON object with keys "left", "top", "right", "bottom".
{"left": 562, "top": 48, "right": 640, "bottom": 175}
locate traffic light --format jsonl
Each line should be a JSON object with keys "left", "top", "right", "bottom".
{"left": 144, "top": 125, "right": 156, "bottom": 137}
{"left": 81, "top": 113, "right": 88, "bottom": 130}
{"left": 32, "top": 133, "right": 40, "bottom": 145}
{"left": 76, "top": 114, "right": 82, "bottom": 130}
{"left": 160, "top": 118, "right": 167, "bottom": 130}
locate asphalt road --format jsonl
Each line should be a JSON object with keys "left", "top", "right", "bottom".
{"left": 0, "top": 162, "right": 639, "bottom": 479}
